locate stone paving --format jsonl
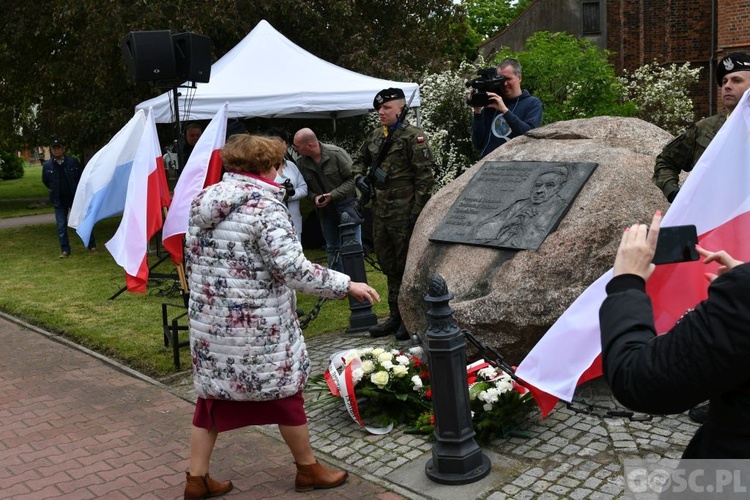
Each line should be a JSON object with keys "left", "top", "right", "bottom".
{"left": 164, "top": 325, "right": 701, "bottom": 499}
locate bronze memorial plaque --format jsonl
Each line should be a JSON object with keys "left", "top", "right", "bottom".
{"left": 430, "top": 161, "right": 598, "bottom": 250}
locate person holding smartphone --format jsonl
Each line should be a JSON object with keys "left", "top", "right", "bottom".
{"left": 599, "top": 211, "right": 750, "bottom": 458}
{"left": 293, "top": 128, "right": 360, "bottom": 272}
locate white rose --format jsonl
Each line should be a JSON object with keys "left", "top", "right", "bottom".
{"left": 496, "top": 378, "right": 513, "bottom": 393}
{"left": 371, "top": 371, "right": 389, "bottom": 388}
{"left": 351, "top": 367, "right": 364, "bottom": 384}
{"left": 392, "top": 365, "right": 409, "bottom": 378}
{"left": 361, "top": 360, "right": 375, "bottom": 374}
{"left": 358, "top": 348, "right": 373, "bottom": 356}
{"left": 390, "top": 349, "right": 401, "bottom": 355}
{"left": 478, "top": 366, "right": 498, "bottom": 380}
{"left": 372, "top": 348, "right": 385, "bottom": 357}
{"left": 408, "top": 346, "right": 424, "bottom": 359}
{"left": 483, "top": 403, "right": 493, "bottom": 412}
{"left": 381, "top": 360, "right": 394, "bottom": 370}
{"left": 411, "top": 375, "right": 423, "bottom": 389}
{"left": 395, "top": 355, "right": 410, "bottom": 365}
{"left": 378, "top": 352, "right": 394, "bottom": 363}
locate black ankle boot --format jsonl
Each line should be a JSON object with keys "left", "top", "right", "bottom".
{"left": 369, "top": 315, "right": 401, "bottom": 338}
{"left": 394, "top": 322, "right": 410, "bottom": 341}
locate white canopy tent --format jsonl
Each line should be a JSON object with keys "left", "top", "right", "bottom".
{"left": 136, "top": 19, "right": 420, "bottom": 124}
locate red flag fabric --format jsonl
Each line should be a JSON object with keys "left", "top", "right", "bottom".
{"left": 516, "top": 90, "right": 750, "bottom": 417}
{"left": 105, "top": 108, "right": 171, "bottom": 293}
{"left": 162, "top": 103, "right": 228, "bottom": 265}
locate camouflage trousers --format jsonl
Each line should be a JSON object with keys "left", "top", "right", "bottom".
{"left": 372, "top": 216, "right": 412, "bottom": 315}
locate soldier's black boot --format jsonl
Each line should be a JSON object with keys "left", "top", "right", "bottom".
{"left": 394, "top": 322, "right": 410, "bottom": 341}
{"left": 369, "top": 314, "right": 401, "bottom": 338}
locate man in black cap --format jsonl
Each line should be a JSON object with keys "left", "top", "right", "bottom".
{"left": 653, "top": 52, "right": 750, "bottom": 203}
{"left": 352, "top": 88, "right": 436, "bottom": 340}
{"left": 651, "top": 52, "right": 750, "bottom": 425}
{"left": 42, "top": 139, "right": 96, "bottom": 258}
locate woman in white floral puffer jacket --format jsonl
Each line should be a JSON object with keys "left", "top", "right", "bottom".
{"left": 182, "top": 134, "right": 380, "bottom": 499}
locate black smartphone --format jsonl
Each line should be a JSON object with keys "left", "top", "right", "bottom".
{"left": 652, "top": 225, "right": 699, "bottom": 265}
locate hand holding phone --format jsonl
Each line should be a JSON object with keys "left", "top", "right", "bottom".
{"left": 652, "top": 225, "right": 699, "bottom": 265}
{"left": 315, "top": 193, "right": 331, "bottom": 208}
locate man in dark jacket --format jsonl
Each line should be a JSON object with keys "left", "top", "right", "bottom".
{"left": 600, "top": 211, "right": 750, "bottom": 458}
{"left": 472, "top": 58, "right": 543, "bottom": 159}
{"left": 42, "top": 139, "right": 96, "bottom": 258}
{"left": 293, "top": 127, "right": 359, "bottom": 272}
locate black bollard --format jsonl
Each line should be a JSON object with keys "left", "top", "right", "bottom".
{"left": 424, "top": 274, "right": 491, "bottom": 484}
{"left": 339, "top": 212, "right": 378, "bottom": 333}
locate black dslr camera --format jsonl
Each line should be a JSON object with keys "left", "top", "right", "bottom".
{"left": 282, "top": 178, "right": 295, "bottom": 199}
{"left": 465, "top": 67, "right": 507, "bottom": 107}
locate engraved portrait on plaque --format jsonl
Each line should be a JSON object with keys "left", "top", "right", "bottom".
{"left": 430, "top": 161, "right": 597, "bottom": 250}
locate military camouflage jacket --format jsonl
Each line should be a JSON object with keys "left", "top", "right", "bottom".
{"left": 352, "top": 123, "right": 436, "bottom": 221}
{"left": 652, "top": 114, "right": 726, "bottom": 201}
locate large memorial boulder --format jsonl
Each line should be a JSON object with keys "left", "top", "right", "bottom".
{"left": 401, "top": 116, "right": 674, "bottom": 364}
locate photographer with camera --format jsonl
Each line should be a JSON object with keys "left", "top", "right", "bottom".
{"left": 470, "top": 58, "right": 542, "bottom": 159}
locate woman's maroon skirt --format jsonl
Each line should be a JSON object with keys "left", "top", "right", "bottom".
{"left": 193, "top": 391, "right": 307, "bottom": 432}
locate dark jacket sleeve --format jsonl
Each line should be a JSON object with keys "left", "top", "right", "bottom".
{"left": 504, "top": 96, "right": 542, "bottom": 136}
{"left": 472, "top": 110, "right": 492, "bottom": 150}
{"left": 600, "top": 265, "right": 750, "bottom": 415}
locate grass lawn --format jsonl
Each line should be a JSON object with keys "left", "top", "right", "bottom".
{"left": 0, "top": 215, "right": 388, "bottom": 378}
{"left": 0, "top": 163, "right": 53, "bottom": 218}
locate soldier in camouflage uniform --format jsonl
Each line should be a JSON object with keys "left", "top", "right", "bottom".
{"left": 651, "top": 52, "right": 750, "bottom": 427}
{"left": 353, "top": 88, "right": 436, "bottom": 340}
{"left": 653, "top": 52, "right": 750, "bottom": 203}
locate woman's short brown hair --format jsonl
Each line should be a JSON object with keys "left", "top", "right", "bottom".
{"left": 220, "top": 134, "right": 285, "bottom": 174}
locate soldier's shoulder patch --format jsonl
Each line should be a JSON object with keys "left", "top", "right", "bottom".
{"left": 416, "top": 135, "right": 426, "bottom": 143}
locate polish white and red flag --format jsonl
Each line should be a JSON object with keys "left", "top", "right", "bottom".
{"left": 162, "top": 103, "right": 228, "bottom": 265}
{"left": 105, "top": 108, "right": 172, "bottom": 293}
{"left": 516, "top": 89, "right": 750, "bottom": 417}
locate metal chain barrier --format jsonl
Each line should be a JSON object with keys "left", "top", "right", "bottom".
{"left": 565, "top": 399, "right": 652, "bottom": 422}
{"left": 363, "top": 252, "right": 381, "bottom": 273}
{"left": 297, "top": 249, "right": 341, "bottom": 330}
{"left": 462, "top": 328, "right": 653, "bottom": 423}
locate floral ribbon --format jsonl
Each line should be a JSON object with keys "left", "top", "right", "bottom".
{"left": 324, "top": 349, "right": 394, "bottom": 435}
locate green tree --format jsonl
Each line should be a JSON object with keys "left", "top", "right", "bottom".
{"left": 0, "top": 0, "right": 471, "bottom": 156}
{"left": 463, "top": 0, "right": 534, "bottom": 40}
{"left": 495, "top": 31, "right": 634, "bottom": 124}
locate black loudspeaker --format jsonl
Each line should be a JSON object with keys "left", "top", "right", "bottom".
{"left": 120, "top": 30, "right": 177, "bottom": 82}
{"left": 173, "top": 33, "right": 212, "bottom": 83}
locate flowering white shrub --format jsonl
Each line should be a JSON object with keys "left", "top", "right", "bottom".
{"left": 621, "top": 61, "right": 701, "bottom": 135}
{"left": 419, "top": 60, "right": 478, "bottom": 191}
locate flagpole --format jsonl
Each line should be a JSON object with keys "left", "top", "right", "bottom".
{"left": 173, "top": 87, "right": 184, "bottom": 175}
{"left": 162, "top": 206, "right": 189, "bottom": 294}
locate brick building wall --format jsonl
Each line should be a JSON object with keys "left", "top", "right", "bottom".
{"left": 482, "top": 0, "right": 749, "bottom": 120}
{"left": 716, "top": 0, "right": 750, "bottom": 52}
{"left": 607, "top": 0, "right": 714, "bottom": 119}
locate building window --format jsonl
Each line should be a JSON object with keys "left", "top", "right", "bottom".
{"left": 582, "top": 1, "right": 601, "bottom": 35}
